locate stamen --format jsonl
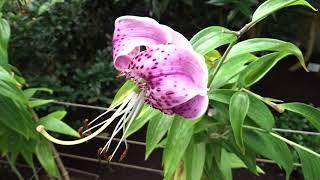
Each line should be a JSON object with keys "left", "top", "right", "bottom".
{"left": 100, "top": 95, "right": 137, "bottom": 153}
{"left": 108, "top": 92, "right": 145, "bottom": 161}
{"left": 82, "top": 119, "right": 92, "bottom": 135}
{"left": 78, "top": 126, "right": 84, "bottom": 138}
{"left": 119, "top": 144, "right": 129, "bottom": 161}
{"left": 88, "top": 102, "right": 122, "bottom": 126}
{"left": 36, "top": 92, "right": 137, "bottom": 145}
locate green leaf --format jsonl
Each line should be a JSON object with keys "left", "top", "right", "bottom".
{"left": 39, "top": 111, "right": 79, "bottom": 137}
{"left": 163, "top": 116, "right": 196, "bottom": 180}
{"left": 146, "top": 113, "right": 173, "bottom": 159}
{"left": 247, "top": 94, "right": 275, "bottom": 131}
{"left": 0, "top": 96, "right": 36, "bottom": 138}
{"left": 209, "top": 89, "right": 274, "bottom": 130}
{"left": 29, "top": 99, "right": 54, "bottom": 108}
{"left": 35, "top": 140, "right": 59, "bottom": 177}
{"left": 21, "top": 150, "right": 35, "bottom": 167}
{"left": 0, "top": 18, "right": 10, "bottom": 66}
{"left": 244, "top": 130, "right": 293, "bottom": 179}
{"left": 222, "top": 149, "right": 264, "bottom": 174}
{"left": 23, "top": 88, "right": 53, "bottom": 99}
{"left": 224, "top": 137, "right": 258, "bottom": 174}
{"left": 184, "top": 139, "right": 206, "bottom": 180}
{"left": 280, "top": 103, "right": 320, "bottom": 131}
{"left": 251, "top": 0, "right": 316, "bottom": 26}
{"left": 190, "top": 26, "right": 237, "bottom": 55}
{"left": 126, "top": 105, "right": 160, "bottom": 137}
{"left": 0, "top": 68, "right": 27, "bottom": 104}
{"left": 111, "top": 80, "right": 137, "bottom": 107}
{"left": 210, "top": 53, "right": 257, "bottom": 89}
{"left": 238, "top": 52, "right": 290, "bottom": 87}
{"left": 0, "top": 66, "right": 17, "bottom": 84}
{"left": 296, "top": 147, "right": 320, "bottom": 180}
{"left": 229, "top": 92, "right": 250, "bottom": 152}
{"left": 228, "top": 38, "right": 307, "bottom": 71}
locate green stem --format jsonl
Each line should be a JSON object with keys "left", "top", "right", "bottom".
{"left": 6, "top": 156, "right": 24, "bottom": 180}
{"left": 241, "top": 88, "right": 284, "bottom": 113}
{"left": 209, "top": 40, "right": 237, "bottom": 85}
{"left": 209, "top": 21, "right": 255, "bottom": 87}
{"left": 270, "top": 132, "right": 320, "bottom": 158}
{"left": 244, "top": 125, "right": 320, "bottom": 158}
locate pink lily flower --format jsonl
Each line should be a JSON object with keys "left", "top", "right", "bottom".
{"left": 36, "top": 16, "right": 208, "bottom": 161}
{"left": 113, "top": 16, "right": 208, "bottom": 119}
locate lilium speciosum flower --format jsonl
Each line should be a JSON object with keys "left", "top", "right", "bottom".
{"left": 36, "top": 16, "right": 208, "bottom": 161}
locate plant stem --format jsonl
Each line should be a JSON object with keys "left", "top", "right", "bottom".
{"left": 6, "top": 156, "right": 24, "bottom": 180}
{"left": 209, "top": 40, "right": 237, "bottom": 85}
{"left": 270, "top": 132, "right": 320, "bottom": 157}
{"left": 243, "top": 125, "right": 320, "bottom": 158}
{"left": 209, "top": 21, "right": 255, "bottom": 86}
{"left": 241, "top": 88, "right": 284, "bottom": 113}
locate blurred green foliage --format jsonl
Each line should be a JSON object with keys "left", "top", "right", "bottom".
{"left": 4, "top": 0, "right": 121, "bottom": 105}
{"left": 276, "top": 110, "right": 320, "bottom": 153}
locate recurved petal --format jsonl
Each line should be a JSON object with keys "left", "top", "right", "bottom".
{"left": 112, "top": 16, "right": 172, "bottom": 71}
{"left": 161, "top": 25, "right": 193, "bottom": 50}
{"left": 144, "top": 74, "right": 203, "bottom": 110}
{"left": 171, "top": 95, "right": 209, "bottom": 119}
{"left": 129, "top": 44, "right": 208, "bottom": 90}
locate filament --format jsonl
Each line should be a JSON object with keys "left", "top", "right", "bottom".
{"left": 36, "top": 92, "right": 137, "bottom": 145}
{"left": 101, "top": 93, "right": 139, "bottom": 153}
{"left": 108, "top": 92, "right": 144, "bottom": 161}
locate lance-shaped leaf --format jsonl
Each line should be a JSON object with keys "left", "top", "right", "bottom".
{"left": 227, "top": 38, "right": 307, "bottom": 71}
{"left": 238, "top": 52, "right": 290, "bottom": 87}
{"left": 29, "top": 99, "right": 54, "bottom": 108}
{"left": 190, "top": 26, "right": 237, "bottom": 55}
{"left": 229, "top": 92, "right": 250, "bottom": 152}
{"left": 23, "top": 88, "right": 53, "bottom": 99}
{"left": 126, "top": 105, "right": 161, "bottom": 138}
{"left": 296, "top": 147, "right": 320, "bottom": 180}
{"left": 111, "top": 80, "right": 137, "bottom": 107}
{"left": 184, "top": 139, "right": 206, "bottom": 180}
{"left": 251, "top": 0, "right": 316, "bottom": 26}
{"left": 280, "top": 103, "right": 320, "bottom": 131}
{"left": 39, "top": 111, "right": 80, "bottom": 138}
{"left": 163, "top": 116, "right": 196, "bottom": 180}
{"left": 35, "top": 140, "right": 59, "bottom": 177}
{"left": 146, "top": 114, "right": 173, "bottom": 159}
{"left": 0, "top": 96, "right": 36, "bottom": 138}
{"left": 0, "top": 18, "right": 10, "bottom": 66}
{"left": 209, "top": 89, "right": 274, "bottom": 131}
{"left": 244, "top": 130, "right": 293, "bottom": 179}
{"left": 210, "top": 53, "right": 257, "bottom": 89}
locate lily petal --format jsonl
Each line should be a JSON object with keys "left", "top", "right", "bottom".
{"left": 129, "top": 44, "right": 208, "bottom": 90}
{"left": 113, "top": 16, "right": 172, "bottom": 71}
{"left": 162, "top": 25, "right": 193, "bottom": 50}
{"left": 144, "top": 74, "right": 202, "bottom": 110}
{"left": 171, "top": 95, "right": 209, "bottom": 119}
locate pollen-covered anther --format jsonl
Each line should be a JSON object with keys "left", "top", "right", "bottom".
{"left": 119, "top": 145, "right": 129, "bottom": 161}
{"left": 97, "top": 147, "right": 107, "bottom": 159}
{"left": 82, "top": 119, "right": 92, "bottom": 135}
{"left": 78, "top": 126, "right": 85, "bottom": 138}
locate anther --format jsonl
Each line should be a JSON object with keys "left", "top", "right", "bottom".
{"left": 78, "top": 127, "right": 84, "bottom": 138}
{"left": 119, "top": 145, "right": 129, "bottom": 162}
{"left": 82, "top": 119, "right": 92, "bottom": 135}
